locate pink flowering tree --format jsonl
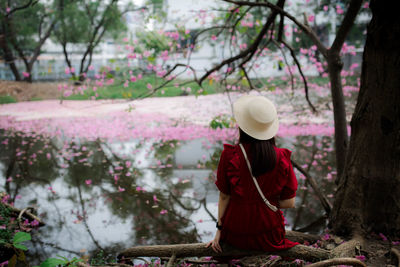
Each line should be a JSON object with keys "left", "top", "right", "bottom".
{"left": 131, "top": 0, "right": 366, "bottom": 181}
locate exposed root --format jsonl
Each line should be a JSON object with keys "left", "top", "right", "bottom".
{"left": 118, "top": 242, "right": 331, "bottom": 263}
{"left": 306, "top": 257, "right": 366, "bottom": 267}
{"left": 391, "top": 247, "right": 400, "bottom": 267}
{"left": 166, "top": 253, "right": 176, "bottom": 267}
{"left": 239, "top": 255, "right": 281, "bottom": 267}
{"left": 1, "top": 200, "right": 45, "bottom": 226}
{"left": 331, "top": 238, "right": 362, "bottom": 258}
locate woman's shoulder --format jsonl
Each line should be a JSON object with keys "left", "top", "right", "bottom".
{"left": 221, "top": 143, "right": 240, "bottom": 164}
{"left": 274, "top": 146, "right": 292, "bottom": 159}
{"left": 222, "top": 143, "right": 237, "bottom": 154}
{"left": 274, "top": 146, "right": 293, "bottom": 170}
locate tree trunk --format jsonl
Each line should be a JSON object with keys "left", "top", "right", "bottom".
{"left": 327, "top": 50, "right": 349, "bottom": 183}
{"left": 330, "top": 0, "right": 400, "bottom": 237}
{"left": 0, "top": 32, "right": 21, "bottom": 81}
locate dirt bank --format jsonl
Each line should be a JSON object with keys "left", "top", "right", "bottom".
{"left": 0, "top": 80, "right": 61, "bottom": 101}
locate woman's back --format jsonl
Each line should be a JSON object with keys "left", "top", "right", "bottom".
{"left": 215, "top": 143, "right": 298, "bottom": 251}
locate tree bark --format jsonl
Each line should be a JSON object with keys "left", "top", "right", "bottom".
{"left": 330, "top": 0, "right": 400, "bottom": 237}
{"left": 0, "top": 28, "right": 21, "bottom": 81}
{"left": 118, "top": 242, "right": 331, "bottom": 263}
{"left": 327, "top": 50, "right": 348, "bottom": 183}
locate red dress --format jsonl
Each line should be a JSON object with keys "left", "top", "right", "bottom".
{"left": 215, "top": 143, "right": 299, "bottom": 251}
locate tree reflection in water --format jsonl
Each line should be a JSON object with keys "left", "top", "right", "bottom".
{"left": 0, "top": 130, "right": 336, "bottom": 263}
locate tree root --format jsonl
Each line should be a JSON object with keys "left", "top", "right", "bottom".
{"left": 391, "top": 247, "right": 400, "bottom": 267}
{"left": 286, "top": 230, "right": 320, "bottom": 244}
{"left": 118, "top": 242, "right": 330, "bottom": 263}
{"left": 331, "top": 238, "right": 362, "bottom": 258}
{"left": 306, "top": 257, "right": 366, "bottom": 267}
{"left": 0, "top": 201, "right": 45, "bottom": 226}
{"left": 239, "top": 255, "right": 282, "bottom": 267}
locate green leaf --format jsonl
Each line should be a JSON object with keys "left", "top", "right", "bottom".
{"left": 14, "top": 243, "right": 28, "bottom": 251}
{"left": 39, "top": 258, "right": 66, "bottom": 267}
{"left": 13, "top": 232, "right": 31, "bottom": 244}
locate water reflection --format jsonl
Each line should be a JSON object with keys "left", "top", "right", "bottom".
{"left": 0, "top": 130, "right": 336, "bottom": 264}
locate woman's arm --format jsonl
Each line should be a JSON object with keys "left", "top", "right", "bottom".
{"left": 217, "top": 192, "right": 231, "bottom": 224}
{"left": 206, "top": 191, "right": 230, "bottom": 253}
{"left": 278, "top": 197, "right": 295, "bottom": 209}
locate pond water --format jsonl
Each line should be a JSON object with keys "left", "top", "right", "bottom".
{"left": 0, "top": 130, "right": 336, "bottom": 264}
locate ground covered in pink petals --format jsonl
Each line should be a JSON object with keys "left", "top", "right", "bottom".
{"left": 0, "top": 92, "right": 339, "bottom": 143}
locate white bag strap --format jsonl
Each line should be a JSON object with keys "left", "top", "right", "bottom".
{"left": 239, "top": 143, "right": 278, "bottom": 212}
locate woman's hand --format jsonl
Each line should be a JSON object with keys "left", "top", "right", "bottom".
{"left": 205, "top": 230, "right": 222, "bottom": 253}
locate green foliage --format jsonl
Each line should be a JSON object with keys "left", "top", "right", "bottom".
{"left": 34, "top": 255, "right": 84, "bottom": 267}
{"left": 63, "top": 74, "right": 218, "bottom": 101}
{"left": 12, "top": 232, "right": 31, "bottom": 251}
{"left": 209, "top": 114, "right": 233, "bottom": 129}
{"left": 0, "top": 95, "right": 17, "bottom": 104}
{"left": 0, "top": 0, "right": 50, "bottom": 56}
{"left": 53, "top": 0, "right": 127, "bottom": 45}
{"left": 135, "top": 30, "right": 171, "bottom": 55}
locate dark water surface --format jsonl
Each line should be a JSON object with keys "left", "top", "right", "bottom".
{"left": 0, "top": 131, "right": 336, "bottom": 264}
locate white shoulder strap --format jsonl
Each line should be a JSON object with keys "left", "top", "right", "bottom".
{"left": 239, "top": 143, "right": 278, "bottom": 212}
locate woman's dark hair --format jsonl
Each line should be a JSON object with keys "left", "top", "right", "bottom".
{"left": 239, "top": 128, "right": 276, "bottom": 177}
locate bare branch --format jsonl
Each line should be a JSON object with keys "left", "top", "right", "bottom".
{"left": 221, "top": 0, "right": 328, "bottom": 57}
{"left": 198, "top": 0, "right": 285, "bottom": 85}
{"left": 292, "top": 160, "right": 332, "bottom": 214}
{"left": 5, "top": 0, "right": 37, "bottom": 18}
{"left": 240, "top": 66, "right": 254, "bottom": 89}
{"left": 330, "top": 0, "right": 363, "bottom": 53}
{"left": 281, "top": 39, "right": 317, "bottom": 113}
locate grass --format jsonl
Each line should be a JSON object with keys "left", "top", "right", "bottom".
{"left": 0, "top": 95, "right": 17, "bottom": 104}
{"left": 64, "top": 75, "right": 219, "bottom": 101}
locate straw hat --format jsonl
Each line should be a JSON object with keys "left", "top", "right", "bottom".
{"left": 233, "top": 95, "right": 279, "bottom": 140}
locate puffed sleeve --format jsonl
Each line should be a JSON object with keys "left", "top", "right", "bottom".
{"left": 279, "top": 148, "right": 298, "bottom": 200}
{"left": 215, "top": 144, "right": 233, "bottom": 195}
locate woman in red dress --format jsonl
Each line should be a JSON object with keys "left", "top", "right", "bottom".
{"left": 206, "top": 95, "right": 299, "bottom": 253}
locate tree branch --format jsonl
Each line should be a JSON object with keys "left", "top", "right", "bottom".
{"left": 5, "top": 0, "right": 38, "bottom": 18}
{"left": 292, "top": 160, "right": 332, "bottom": 214}
{"left": 221, "top": 0, "right": 328, "bottom": 57}
{"left": 198, "top": 0, "right": 284, "bottom": 85}
{"left": 330, "top": 0, "right": 363, "bottom": 52}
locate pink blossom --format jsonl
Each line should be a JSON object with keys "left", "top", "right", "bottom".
{"left": 118, "top": 186, "right": 125, "bottom": 192}
{"left": 336, "top": 5, "right": 344, "bottom": 14}
{"left": 146, "top": 83, "right": 153, "bottom": 90}
{"left": 31, "top": 219, "right": 39, "bottom": 227}
{"left": 211, "top": 35, "right": 217, "bottom": 41}
{"left": 160, "top": 209, "right": 168, "bottom": 214}
{"left": 85, "top": 179, "right": 92, "bottom": 185}
{"left": 308, "top": 15, "right": 315, "bottom": 23}
{"left": 22, "top": 72, "right": 30, "bottom": 78}
{"left": 379, "top": 233, "right": 388, "bottom": 241}
{"left": 323, "top": 5, "right": 328, "bottom": 11}
{"left": 355, "top": 255, "right": 366, "bottom": 261}
{"left": 6, "top": 177, "right": 12, "bottom": 182}
{"left": 363, "top": 2, "right": 369, "bottom": 8}
{"left": 153, "top": 195, "right": 158, "bottom": 202}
